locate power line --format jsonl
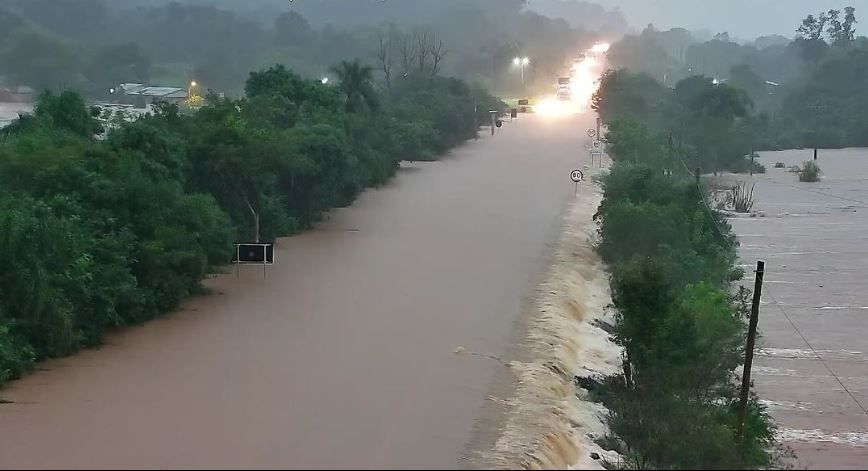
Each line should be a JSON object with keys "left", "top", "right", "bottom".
{"left": 677, "top": 159, "right": 732, "bottom": 242}
{"left": 677, "top": 161, "right": 868, "bottom": 416}
{"left": 764, "top": 286, "right": 868, "bottom": 416}
{"left": 763, "top": 179, "right": 868, "bottom": 208}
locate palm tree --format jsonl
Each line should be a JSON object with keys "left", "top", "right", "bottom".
{"left": 329, "top": 59, "right": 379, "bottom": 113}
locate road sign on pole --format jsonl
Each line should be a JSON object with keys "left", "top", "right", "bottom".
{"left": 587, "top": 129, "right": 597, "bottom": 138}
{"left": 233, "top": 242, "right": 274, "bottom": 278}
{"left": 571, "top": 169, "right": 584, "bottom": 196}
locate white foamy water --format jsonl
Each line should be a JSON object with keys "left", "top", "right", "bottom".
{"left": 757, "top": 348, "right": 865, "bottom": 360}
{"left": 486, "top": 178, "right": 623, "bottom": 469}
{"left": 777, "top": 429, "right": 868, "bottom": 447}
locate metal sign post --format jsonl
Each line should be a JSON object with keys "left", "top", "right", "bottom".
{"left": 571, "top": 169, "right": 584, "bottom": 196}
{"left": 591, "top": 140, "right": 603, "bottom": 167}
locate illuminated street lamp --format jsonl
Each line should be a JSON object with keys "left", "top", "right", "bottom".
{"left": 188, "top": 80, "right": 198, "bottom": 98}
{"left": 321, "top": 77, "right": 329, "bottom": 85}
{"left": 513, "top": 56, "right": 530, "bottom": 88}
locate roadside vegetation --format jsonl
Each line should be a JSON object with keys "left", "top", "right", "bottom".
{"left": 0, "top": 63, "right": 503, "bottom": 385}
{"left": 605, "top": 6, "right": 866, "bottom": 151}
{"left": 591, "top": 31, "right": 787, "bottom": 470}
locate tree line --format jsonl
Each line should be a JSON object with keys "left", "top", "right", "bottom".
{"left": 0, "top": 62, "right": 503, "bottom": 384}
{"left": 593, "top": 70, "right": 758, "bottom": 173}
{"left": 0, "top": 0, "right": 604, "bottom": 98}
{"left": 604, "top": 6, "right": 868, "bottom": 151}
{"left": 589, "top": 87, "right": 782, "bottom": 470}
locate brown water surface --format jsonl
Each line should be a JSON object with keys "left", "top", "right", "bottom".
{"left": 0, "top": 113, "right": 596, "bottom": 469}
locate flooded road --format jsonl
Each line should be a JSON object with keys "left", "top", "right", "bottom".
{"left": 0, "top": 113, "right": 596, "bottom": 469}
{"left": 730, "top": 149, "right": 868, "bottom": 469}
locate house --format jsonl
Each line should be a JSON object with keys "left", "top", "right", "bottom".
{"left": 112, "top": 83, "right": 188, "bottom": 106}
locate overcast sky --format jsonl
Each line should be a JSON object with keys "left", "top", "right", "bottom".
{"left": 584, "top": 0, "right": 867, "bottom": 39}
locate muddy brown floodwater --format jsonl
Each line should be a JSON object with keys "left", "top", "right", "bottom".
{"left": 729, "top": 149, "right": 868, "bottom": 469}
{"left": 0, "top": 113, "right": 599, "bottom": 469}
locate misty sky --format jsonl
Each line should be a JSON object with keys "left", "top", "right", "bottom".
{"left": 584, "top": 0, "right": 866, "bottom": 39}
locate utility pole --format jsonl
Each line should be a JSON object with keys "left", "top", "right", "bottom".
{"left": 668, "top": 132, "right": 674, "bottom": 176}
{"left": 749, "top": 130, "right": 755, "bottom": 177}
{"left": 811, "top": 101, "right": 822, "bottom": 161}
{"left": 750, "top": 146, "right": 753, "bottom": 176}
{"left": 473, "top": 102, "right": 478, "bottom": 140}
{"left": 736, "top": 260, "right": 766, "bottom": 460}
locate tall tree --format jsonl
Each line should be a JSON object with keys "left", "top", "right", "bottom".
{"left": 842, "top": 6, "right": 858, "bottom": 42}
{"left": 827, "top": 9, "right": 844, "bottom": 43}
{"left": 329, "top": 59, "right": 378, "bottom": 113}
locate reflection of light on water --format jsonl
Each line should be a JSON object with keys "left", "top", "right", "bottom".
{"left": 535, "top": 96, "right": 574, "bottom": 117}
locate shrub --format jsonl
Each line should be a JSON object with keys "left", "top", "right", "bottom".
{"left": 594, "top": 162, "right": 775, "bottom": 469}
{"left": 799, "top": 160, "right": 821, "bottom": 182}
{"left": 731, "top": 182, "right": 756, "bottom": 213}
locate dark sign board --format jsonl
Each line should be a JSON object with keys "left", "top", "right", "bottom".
{"left": 232, "top": 243, "right": 274, "bottom": 264}
{"left": 518, "top": 99, "right": 529, "bottom": 106}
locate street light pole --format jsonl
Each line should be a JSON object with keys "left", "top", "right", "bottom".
{"left": 514, "top": 56, "right": 530, "bottom": 90}
{"left": 188, "top": 81, "right": 197, "bottom": 101}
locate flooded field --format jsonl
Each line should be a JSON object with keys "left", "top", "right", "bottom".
{"left": 0, "top": 113, "right": 602, "bottom": 469}
{"left": 729, "top": 148, "right": 868, "bottom": 469}
{"left": 0, "top": 102, "right": 32, "bottom": 128}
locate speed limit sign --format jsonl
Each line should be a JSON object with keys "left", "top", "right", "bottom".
{"left": 571, "top": 169, "right": 584, "bottom": 182}
{"left": 592, "top": 140, "right": 602, "bottom": 148}
{"left": 587, "top": 129, "right": 597, "bottom": 138}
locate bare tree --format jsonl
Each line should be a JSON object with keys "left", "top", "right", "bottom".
{"left": 376, "top": 26, "right": 397, "bottom": 89}
{"left": 414, "top": 28, "right": 432, "bottom": 74}
{"left": 429, "top": 37, "right": 446, "bottom": 77}
{"left": 398, "top": 33, "right": 415, "bottom": 78}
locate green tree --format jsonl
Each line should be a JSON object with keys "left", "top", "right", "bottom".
{"left": 842, "top": 6, "right": 858, "bottom": 42}
{"left": 330, "top": 59, "right": 379, "bottom": 113}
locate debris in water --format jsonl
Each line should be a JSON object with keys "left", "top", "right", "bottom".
{"left": 453, "top": 346, "right": 506, "bottom": 364}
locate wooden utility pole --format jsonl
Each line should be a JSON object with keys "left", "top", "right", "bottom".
{"left": 810, "top": 101, "right": 822, "bottom": 161}
{"left": 736, "top": 260, "right": 766, "bottom": 459}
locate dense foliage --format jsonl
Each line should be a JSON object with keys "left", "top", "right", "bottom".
{"left": 0, "top": 64, "right": 503, "bottom": 385}
{"left": 594, "top": 163, "right": 777, "bottom": 469}
{"left": 605, "top": 6, "right": 868, "bottom": 152}
{"left": 0, "top": 0, "right": 605, "bottom": 97}
{"left": 591, "top": 42, "right": 784, "bottom": 467}
{"left": 593, "top": 70, "right": 758, "bottom": 173}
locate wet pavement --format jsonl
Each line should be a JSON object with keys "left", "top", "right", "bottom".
{"left": 730, "top": 149, "right": 868, "bottom": 469}
{"left": 0, "top": 113, "right": 598, "bottom": 469}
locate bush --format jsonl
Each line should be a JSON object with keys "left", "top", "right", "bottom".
{"left": 731, "top": 182, "right": 756, "bottom": 213}
{"left": 594, "top": 162, "right": 776, "bottom": 469}
{"left": 0, "top": 65, "right": 502, "bottom": 387}
{"left": 799, "top": 160, "right": 821, "bottom": 182}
